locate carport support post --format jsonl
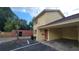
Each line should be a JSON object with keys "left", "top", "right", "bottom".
{"left": 78, "top": 27, "right": 79, "bottom": 42}
{"left": 48, "top": 29, "right": 50, "bottom": 41}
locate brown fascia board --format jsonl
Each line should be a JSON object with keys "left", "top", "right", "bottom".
{"left": 39, "top": 13, "right": 79, "bottom": 28}
{"left": 32, "top": 9, "right": 65, "bottom": 22}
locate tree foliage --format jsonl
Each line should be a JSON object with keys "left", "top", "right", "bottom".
{"left": 28, "top": 21, "right": 33, "bottom": 30}
{"left": 0, "top": 7, "right": 18, "bottom": 31}
{"left": 19, "top": 19, "right": 28, "bottom": 30}
{"left": 4, "top": 18, "right": 20, "bottom": 32}
{"left": 0, "top": 7, "right": 33, "bottom": 32}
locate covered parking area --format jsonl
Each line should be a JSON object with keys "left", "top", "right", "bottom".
{"left": 38, "top": 17, "right": 79, "bottom": 47}
{"left": 48, "top": 25, "right": 78, "bottom": 41}
{"left": 38, "top": 24, "right": 79, "bottom": 48}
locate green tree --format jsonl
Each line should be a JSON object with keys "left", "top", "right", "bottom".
{"left": 0, "top": 7, "right": 18, "bottom": 31}
{"left": 0, "top": 7, "right": 33, "bottom": 32}
{"left": 4, "top": 17, "right": 20, "bottom": 32}
{"left": 19, "top": 19, "right": 30, "bottom": 30}
{"left": 28, "top": 21, "right": 33, "bottom": 30}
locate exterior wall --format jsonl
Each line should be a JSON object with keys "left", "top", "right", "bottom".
{"left": 33, "top": 10, "right": 79, "bottom": 41}
{"left": 45, "top": 12, "right": 63, "bottom": 24}
{"left": 47, "top": 27, "right": 78, "bottom": 41}
{"left": 37, "top": 12, "right": 63, "bottom": 26}
{"left": 16, "top": 30, "right": 33, "bottom": 36}
{"left": 48, "top": 28, "right": 62, "bottom": 41}
{"left": 36, "top": 29, "right": 45, "bottom": 41}
{"left": 34, "top": 25, "right": 78, "bottom": 41}
{"left": 33, "top": 11, "right": 64, "bottom": 40}
{"left": 0, "top": 30, "right": 33, "bottom": 38}
{"left": 33, "top": 24, "right": 37, "bottom": 37}
{"left": 36, "top": 29, "right": 41, "bottom": 41}
{"left": 62, "top": 27, "right": 78, "bottom": 40}
{"left": 0, "top": 32, "right": 16, "bottom": 37}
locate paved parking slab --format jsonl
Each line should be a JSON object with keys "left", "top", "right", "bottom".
{"left": 0, "top": 38, "right": 57, "bottom": 51}
{"left": 40, "top": 39, "right": 79, "bottom": 51}
{"left": 15, "top": 43, "right": 57, "bottom": 51}
{"left": 0, "top": 39, "right": 37, "bottom": 51}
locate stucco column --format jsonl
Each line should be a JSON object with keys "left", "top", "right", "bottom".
{"left": 36, "top": 29, "right": 40, "bottom": 41}
{"left": 36, "top": 29, "right": 44, "bottom": 41}
{"left": 47, "top": 28, "right": 56, "bottom": 41}
{"left": 77, "top": 27, "right": 79, "bottom": 42}
{"left": 47, "top": 29, "right": 50, "bottom": 41}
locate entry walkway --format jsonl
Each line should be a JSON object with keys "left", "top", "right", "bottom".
{"left": 38, "top": 39, "right": 79, "bottom": 51}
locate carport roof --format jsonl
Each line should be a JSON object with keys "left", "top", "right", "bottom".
{"left": 39, "top": 13, "right": 79, "bottom": 28}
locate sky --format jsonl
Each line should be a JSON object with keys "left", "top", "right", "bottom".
{"left": 11, "top": 7, "right": 44, "bottom": 22}
{"left": 10, "top": 0, "right": 79, "bottom": 22}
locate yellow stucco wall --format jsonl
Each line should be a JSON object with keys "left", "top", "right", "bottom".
{"left": 37, "top": 12, "right": 63, "bottom": 26}
{"left": 33, "top": 10, "right": 79, "bottom": 41}
{"left": 34, "top": 25, "right": 78, "bottom": 41}
{"left": 36, "top": 29, "right": 45, "bottom": 41}
{"left": 62, "top": 27, "right": 78, "bottom": 40}
{"left": 48, "top": 28, "right": 62, "bottom": 41}
{"left": 47, "top": 27, "right": 78, "bottom": 41}
{"left": 33, "top": 11, "right": 63, "bottom": 40}
{"left": 33, "top": 25, "right": 37, "bottom": 36}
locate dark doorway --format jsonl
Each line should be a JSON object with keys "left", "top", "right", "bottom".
{"left": 44, "top": 29, "right": 48, "bottom": 41}
{"left": 19, "top": 32, "right": 22, "bottom": 36}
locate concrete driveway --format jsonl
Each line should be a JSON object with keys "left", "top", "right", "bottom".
{"left": 0, "top": 39, "right": 37, "bottom": 51}
{"left": 14, "top": 43, "right": 57, "bottom": 51}
{"left": 0, "top": 38, "right": 57, "bottom": 51}
{"left": 41, "top": 39, "right": 79, "bottom": 51}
